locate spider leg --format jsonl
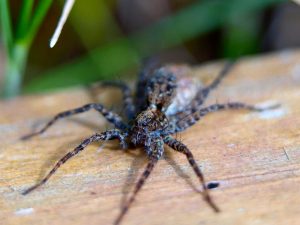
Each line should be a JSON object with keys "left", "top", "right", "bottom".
{"left": 114, "top": 157, "right": 158, "bottom": 225}
{"left": 22, "top": 129, "right": 126, "bottom": 195}
{"left": 21, "top": 103, "right": 127, "bottom": 140}
{"left": 192, "top": 60, "right": 236, "bottom": 108}
{"left": 92, "top": 81, "right": 136, "bottom": 120}
{"left": 163, "top": 136, "right": 219, "bottom": 212}
{"left": 175, "top": 102, "right": 279, "bottom": 132}
{"left": 173, "top": 61, "right": 235, "bottom": 121}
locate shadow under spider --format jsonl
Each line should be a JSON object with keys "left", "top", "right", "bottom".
{"left": 120, "top": 149, "right": 147, "bottom": 209}
{"left": 119, "top": 147, "right": 211, "bottom": 210}
{"left": 33, "top": 137, "right": 124, "bottom": 187}
{"left": 34, "top": 137, "right": 96, "bottom": 183}
{"left": 68, "top": 117, "right": 111, "bottom": 133}
{"left": 164, "top": 150, "right": 200, "bottom": 194}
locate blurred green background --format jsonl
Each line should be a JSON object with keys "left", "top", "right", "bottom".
{"left": 1, "top": 0, "right": 300, "bottom": 98}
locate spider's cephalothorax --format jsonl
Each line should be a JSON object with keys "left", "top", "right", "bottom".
{"left": 130, "top": 68, "right": 174, "bottom": 159}
{"left": 21, "top": 62, "right": 278, "bottom": 225}
{"left": 131, "top": 108, "right": 168, "bottom": 159}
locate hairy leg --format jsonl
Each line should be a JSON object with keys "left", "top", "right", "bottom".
{"left": 175, "top": 102, "right": 279, "bottom": 132}
{"left": 92, "top": 81, "right": 136, "bottom": 120}
{"left": 163, "top": 136, "right": 219, "bottom": 212}
{"left": 21, "top": 103, "right": 126, "bottom": 140}
{"left": 172, "top": 61, "right": 235, "bottom": 121}
{"left": 22, "top": 129, "right": 126, "bottom": 195}
{"left": 114, "top": 157, "right": 158, "bottom": 225}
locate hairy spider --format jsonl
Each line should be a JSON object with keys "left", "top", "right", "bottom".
{"left": 21, "top": 61, "right": 277, "bottom": 225}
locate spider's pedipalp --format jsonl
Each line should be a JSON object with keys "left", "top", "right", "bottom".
{"left": 115, "top": 157, "right": 158, "bottom": 225}
{"left": 22, "top": 130, "right": 125, "bottom": 195}
{"left": 21, "top": 103, "right": 126, "bottom": 140}
{"left": 164, "top": 136, "right": 220, "bottom": 212}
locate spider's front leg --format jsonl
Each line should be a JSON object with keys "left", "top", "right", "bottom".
{"left": 21, "top": 103, "right": 127, "bottom": 140}
{"left": 22, "top": 129, "right": 127, "bottom": 195}
{"left": 175, "top": 102, "right": 279, "bottom": 132}
{"left": 163, "top": 136, "right": 220, "bottom": 212}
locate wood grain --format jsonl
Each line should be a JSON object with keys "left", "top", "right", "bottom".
{"left": 1, "top": 50, "right": 300, "bottom": 225}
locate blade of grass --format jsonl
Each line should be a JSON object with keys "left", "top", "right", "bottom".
{"left": 16, "top": 0, "right": 34, "bottom": 40}
{"left": 3, "top": 44, "right": 28, "bottom": 97}
{"left": 25, "top": 0, "right": 53, "bottom": 45}
{"left": 0, "top": 0, "right": 13, "bottom": 57}
{"left": 1, "top": 0, "right": 54, "bottom": 97}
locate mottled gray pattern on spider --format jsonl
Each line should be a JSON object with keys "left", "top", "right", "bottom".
{"left": 21, "top": 61, "right": 277, "bottom": 225}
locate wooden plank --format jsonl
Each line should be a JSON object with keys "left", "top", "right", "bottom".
{"left": 1, "top": 50, "right": 300, "bottom": 225}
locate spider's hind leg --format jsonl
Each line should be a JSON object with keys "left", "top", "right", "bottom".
{"left": 21, "top": 103, "right": 126, "bottom": 140}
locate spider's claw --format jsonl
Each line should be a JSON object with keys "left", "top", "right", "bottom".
{"left": 255, "top": 103, "right": 281, "bottom": 112}
{"left": 20, "top": 133, "right": 35, "bottom": 141}
{"left": 265, "top": 103, "right": 281, "bottom": 110}
{"left": 22, "top": 184, "right": 39, "bottom": 195}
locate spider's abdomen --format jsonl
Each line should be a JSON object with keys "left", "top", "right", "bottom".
{"left": 163, "top": 65, "right": 203, "bottom": 116}
{"left": 146, "top": 68, "right": 177, "bottom": 111}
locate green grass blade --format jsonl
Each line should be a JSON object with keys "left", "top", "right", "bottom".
{"left": 0, "top": 0, "right": 13, "bottom": 57}
{"left": 25, "top": 0, "right": 53, "bottom": 45}
{"left": 16, "top": 0, "right": 34, "bottom": 40}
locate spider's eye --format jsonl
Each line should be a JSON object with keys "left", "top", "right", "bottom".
{"left": 156, "top": 103, "right": 163, "bottom": 110}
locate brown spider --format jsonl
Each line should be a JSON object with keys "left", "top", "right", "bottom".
{"left": 21, "top": 61, "right": 277, "bottom": 225}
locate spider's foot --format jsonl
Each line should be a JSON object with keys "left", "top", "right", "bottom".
{"left": 256, "top": 102, "right": 281, "bottom": 112}
{"left": 20, "top": 133, "right": 36, "bottom": 141}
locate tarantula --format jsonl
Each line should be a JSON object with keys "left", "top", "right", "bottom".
{"left": 22, "top": 61, "right": 276, "bottom": 225}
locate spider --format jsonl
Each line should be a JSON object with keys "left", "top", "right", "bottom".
{"left": 21, "top": 61, "right": 277, "bottom": 225}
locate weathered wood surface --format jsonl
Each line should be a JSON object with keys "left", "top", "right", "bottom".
{"left": 1, "top": 50, "right": 300, "bottom": 225}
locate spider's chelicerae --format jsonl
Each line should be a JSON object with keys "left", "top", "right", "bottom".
{"left": 22, "top": 61, "right": 277, "bottom": 225}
